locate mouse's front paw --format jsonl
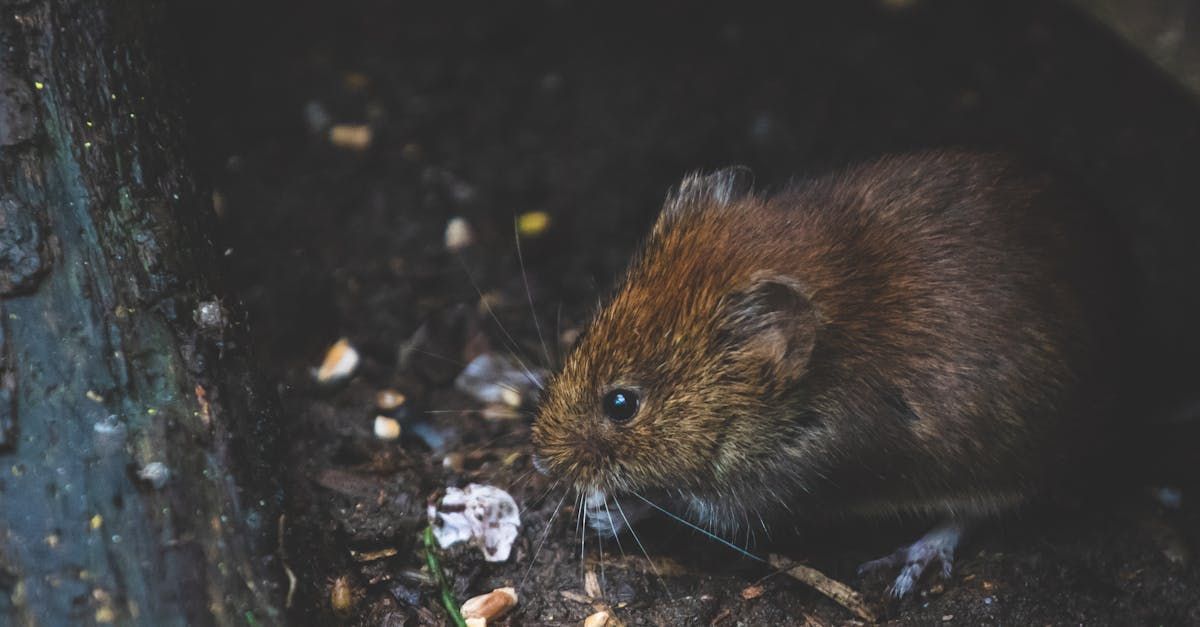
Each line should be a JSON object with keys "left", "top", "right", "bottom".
{"left": 857, "top": 521, "right": 963, "bottom": 598}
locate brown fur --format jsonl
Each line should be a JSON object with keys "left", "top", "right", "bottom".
{"left": 532, "top": 151, "right": 1124, "bottom": 530}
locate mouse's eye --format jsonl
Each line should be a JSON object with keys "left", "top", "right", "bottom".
{"left": 601, "top": 388, "right": 640, "bottom": 423}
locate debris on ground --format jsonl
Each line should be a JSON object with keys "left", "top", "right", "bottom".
{"left": 328, "top": 124, "right": 373, "bottom": 150}
{"left": 373, "top": 415, "right": 401, "bottom": 440}
{"left": 517, "top": 211, "right": 551, "bottom": 237}
{"left": 445, "top": 217, "right": 474, "bottom": 252}
{"left": 376, "top": 389, "right": 407, "bottom": 411}
{"left": 768, "top": 555, "right": 877, "bottom": 623}
{"left": 460, "top": 587, "right": 518, "bottom": 622}
{"left": 454, "top": 352, "right": 543, "bottom": 407}
{"left": 315, "top": 338, "right": 359, "bottom": 383}
{"left": 428, "top": 484, "right": 521, "bottom": 561}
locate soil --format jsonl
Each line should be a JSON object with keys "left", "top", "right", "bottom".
{"left": 181, "top": 0, "right": 1200, "bottom": 624}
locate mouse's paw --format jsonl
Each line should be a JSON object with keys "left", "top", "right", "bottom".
{"left": 857, "top": 521, "right": 963, "bottom": 599}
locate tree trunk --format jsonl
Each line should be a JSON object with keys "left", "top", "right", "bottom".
{"left": 0, "top": 2, "right": 283, "bottom": 625}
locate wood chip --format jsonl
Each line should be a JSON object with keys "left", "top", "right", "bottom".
{"left": 584, "top": 570, "right": 602, "bottom": 599}
{"left": 740, "top": 584, "right": 764, "bottom": 600}
{"left": 461, "top": 587, "right": 517, "bottom": 621}
{"left": 768, "top": 555, "right": 876, "bottom": 623}
{"left": 583, "top": 610, "right": 612, "bottom": 627}
{"left": 350, "top": 547, "right": 398, "bottom": 562}
{"left": 559, "top": 590, "right": 592, "bottom": 604}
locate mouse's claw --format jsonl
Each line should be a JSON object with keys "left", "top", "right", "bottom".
{"left": 857, "top": 521, "right": 963, "bottom": 598}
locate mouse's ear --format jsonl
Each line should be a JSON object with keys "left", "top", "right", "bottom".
{"left": 663, "top": 166, "right": 755, "bottom": 217}
{"left": 722, "top": 273, "right": 817, "bottom": 381}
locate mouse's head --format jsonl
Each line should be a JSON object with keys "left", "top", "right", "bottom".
{"left": 532, "top": 170, "right": 824, "bottom": 525}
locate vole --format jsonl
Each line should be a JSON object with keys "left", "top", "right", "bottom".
{"left": 531, "top": 150, "right": 1126, "bottom": 596}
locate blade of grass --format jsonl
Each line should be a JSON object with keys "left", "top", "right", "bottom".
{"left": 424, "top": 526, "right": 469, "bottom": 627}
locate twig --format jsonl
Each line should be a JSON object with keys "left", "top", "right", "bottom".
{"left": 768, "top": 554, "right": 877, "bottom": 623}
{"left": 277, "top": 514, "right": 297, "bottom": 609}
{"left": 424, "top": 526, "right": 469, "bottom": 627}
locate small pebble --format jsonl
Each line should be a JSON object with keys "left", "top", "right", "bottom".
{"left": 375, "top": 389, "right": 406, "bottom": 411}
{"left": 315, "top": 338, "right": 359, "bottom": 383}
{"left": 1155, "top": 486, "right": 1183, "bottom": 510}
{"left": 374, "top": 416, "right": 401, "bottom": 440}
{"left": 328, "top": 124, "right": 372, "bottom": 150}
{"left": 517, "top": 211, "right": 550, "bottom": 237}
{"left": 445, "top": 217, "right": 474, "bottom": 252}
{"left": 303, "top": 100, "right": 331, "bottom": 134}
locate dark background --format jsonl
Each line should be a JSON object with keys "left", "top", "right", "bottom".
{"left": 179, "top": 0, "right": 1200, "bottom": 623}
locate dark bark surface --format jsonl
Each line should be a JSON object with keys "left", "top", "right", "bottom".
{"left": 0, "top": 2, "right": 283, "bottom": 625}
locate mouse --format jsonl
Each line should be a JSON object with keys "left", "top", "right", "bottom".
{"left": 530, "top": 150, "right": 1128, "bottom": 597}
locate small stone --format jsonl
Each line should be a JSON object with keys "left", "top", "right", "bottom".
{"left": 328, "top": 124, "right": 372, "bottom": 150}
{"left": 315, "top": 338, "right": 359, "bottom": 383}
{"left": 444, "top": 217, "right": 474, "bottom": 252}
{"left": 375, "top": 389, "right": 406, "bottom": 411}
{"left": 374, "top": 416, "right": 401, "bottom": 441}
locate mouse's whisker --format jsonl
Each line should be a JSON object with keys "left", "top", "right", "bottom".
{"left": 630, "top": 491, "right": 766, "bottom": 563}
{"left": 519, "top": 477, "right": 561, "bottom": 518}
{"left": 595, "top": 521, "right": 607, "bottom": 601}
{"left": 454, "top": 253, "right": 545, "bottom": 390}
{"left": 513, "top": 216, "right": 554, "bottom": 370}
{"left": 614, "top": 497, "right": 673, "bottom": 601}
{"left": 520, "top": 485, "right": 571, "bottom": 592}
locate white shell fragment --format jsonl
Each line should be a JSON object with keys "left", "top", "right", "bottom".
{"left": 460, "top": 587, "right": 517, "bottom": 621}
{"left": 444, "top": 216, "right": 474, "bottom": 252}
{"left": 454, "top": 352, "right": 543, "bottom": 408}
{"left": 137, "top": 462, "right": 171, "bottom": 489}
{"left": 428, "top": 484, "right": 521, "bottom": 562}
{"left": 315, "top": 338, "right": 360, "bottom": 383}
{"left": 373, "top": 415, "right": 401, "bottom": 440}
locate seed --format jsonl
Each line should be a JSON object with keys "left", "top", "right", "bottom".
{"left": 460, "top": 587, "right": 517, "bottom": 621}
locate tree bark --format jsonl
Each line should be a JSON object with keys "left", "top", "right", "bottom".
{"left": 0, "top": 2, "right": 283, "bottom": 625}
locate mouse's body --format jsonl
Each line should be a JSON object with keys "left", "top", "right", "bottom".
{"left": 531, "top": 151, "right": 1126, "bottom": 595}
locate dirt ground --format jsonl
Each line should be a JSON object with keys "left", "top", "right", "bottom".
{"left": 182, "top": 0, "right": 1200, "bottom": 624}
